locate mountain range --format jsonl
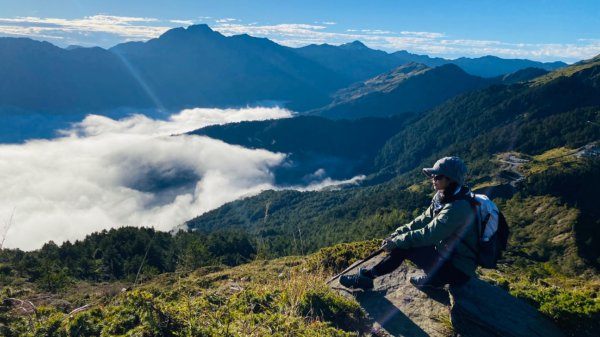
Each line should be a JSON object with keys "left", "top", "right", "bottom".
{"left": 297, "top": 40, "right": 566, "bottom": 78}
{"left": 0, "top": 24, "right": 568, "bottom": 143}
{"left": 186, "top": 55, "right": 600, "bottom": 270}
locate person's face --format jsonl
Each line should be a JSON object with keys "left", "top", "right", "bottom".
{"left": 431, "top": 175, "right": 450, "bottom": 191}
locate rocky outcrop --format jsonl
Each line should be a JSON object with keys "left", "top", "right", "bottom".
{"left": 449, "top": 278, "right": 565, "bottom": 337}
{"left": 331, "top": 255, "right": 565, "bottom": 337}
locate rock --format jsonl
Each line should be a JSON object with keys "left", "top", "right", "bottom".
{"left": 330, "top": 255, "right": 565, "bottom": 337}
{"left": 332, "top": 256, "right": 453, "bottom": 337}
{"left": 449, "top": 278, "right": 565, "bottom": 337}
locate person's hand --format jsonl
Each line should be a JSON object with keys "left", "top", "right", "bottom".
{"left": 381, "top": 238, "right": 397, "bottom": 253}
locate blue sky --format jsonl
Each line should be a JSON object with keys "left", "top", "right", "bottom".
{"left": 1, "top": 0, "right": 599, "bottom": 62}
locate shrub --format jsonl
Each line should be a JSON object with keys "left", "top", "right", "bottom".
{"left": 299, "top": 288, "right": 364, "bottom": 331}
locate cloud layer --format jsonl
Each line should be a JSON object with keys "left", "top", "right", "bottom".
{"left": 0, "top": 107, "right": 302, "bottom": 251}
{"left": 0, "top": 15, "right": 598, "bottom": 62}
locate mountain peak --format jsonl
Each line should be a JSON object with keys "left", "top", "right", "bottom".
{"left": 158, "top": 24, "right": 220, "bottom": 40}
{"left": 339, "top": 40, "right": 368, "bottom": 50}
{"left": 186, "top": 24, "right": 215, "bottom": 35}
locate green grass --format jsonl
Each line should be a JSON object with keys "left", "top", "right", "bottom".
{"left": 531, "top": 58, "right": 600, "bottom": 86}
{"left": 1, "top": 255, "right": 367, "bottom": 337}
{"left": 517, "top": 147, "right": 583, "bottom": 176}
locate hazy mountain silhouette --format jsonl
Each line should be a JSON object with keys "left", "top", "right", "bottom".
{"left": 0, "top": 37, "right": 151, "bottom": 113}
{"left": 0, "top": 25, "right": 569, "bottom": 142}
{"left": 0, "top": 26, "right": 567, "bottom": 116}
{"left": 311, "top": 63, "right": 497, "bottom": 119}
{"left": 293, "top": 40, "right": 405, "bottom": 83}
{"left": 296, "top": 43, "right": 566, "bottom": 79}
{"left": 109, "top": 24, "right": 348, "bottom": 112}
{"left": 493, "top": 67, "right": 549, "bottom": 84}
{"left": 450, "top": 55, "right": 565, "bottom": 77}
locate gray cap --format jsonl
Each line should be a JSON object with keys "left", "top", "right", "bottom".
{"left": 422, "top": 156, "right": 467, "bottom": 185}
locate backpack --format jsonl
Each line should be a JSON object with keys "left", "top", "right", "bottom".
{"left": 461, "top": 193, "right": 510, "bottom": 269}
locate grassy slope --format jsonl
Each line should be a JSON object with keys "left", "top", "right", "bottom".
{"left": 2, "top": 254, "right": 370, "bottom": 337}
{"left": 2, "top": 238, "right": 599, "bottom": 336}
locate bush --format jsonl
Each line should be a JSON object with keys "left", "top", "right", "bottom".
{"left": 299, "top": 288, "right": 364, "bottom": 331}
{"left": 307, "top": 240, "right": 380, "bottom": 274}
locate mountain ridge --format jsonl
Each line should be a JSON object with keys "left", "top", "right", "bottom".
{"left": 310, "top": 63, "right": 498, "bottom": 119}
{"left": 0, "top": 24, "right": 568, "bottom": 118}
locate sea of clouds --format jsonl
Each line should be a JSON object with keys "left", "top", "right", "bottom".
{"left": 0, "top": 107, "right": 363, "bottom": 251}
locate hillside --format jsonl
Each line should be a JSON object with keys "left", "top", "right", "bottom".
{"left": 186, "top": 55, "right": 600, "bottom": 272}
{"left": 189, "top": 115, "right": 412, "bottom": 184}
{"left": 311, "top": 63, "right": 497, "bottom": 119}
{"left": 494, "top": 67, "right": 549, "bottom": 84}
{"left": 1, "top": 236, "right": 597, "bottom": 336}
{"left": 374, "top": 55, "right": 600, "bottom": 177}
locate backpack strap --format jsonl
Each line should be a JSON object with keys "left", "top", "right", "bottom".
{"left": 450, "top": 190, "right": 481, "bottom": 260}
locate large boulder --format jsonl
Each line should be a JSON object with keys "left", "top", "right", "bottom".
{"left": 330, "top": 256, "right": 565, "bottom": 337}
{"left": 449, "top": 278, "right": 565, "bottom": 337}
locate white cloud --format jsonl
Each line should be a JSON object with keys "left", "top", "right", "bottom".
{"left": 400, "top": 31, "right": 445, "bottom": 39}
{"left": 361, "top": 29, "right": 394, "bottom": 35}
{"left": 0, "top": 107, "right": 294, "bottom": 250}
{"left": 170, "top": 20, "right": 194, "bottom": 26}
{"left": 0, "top": 107, "right": 365, "bottom": 251}
{"left": 0, "top": 15, "right": 172, "bottom": 47}
{"left": 215, "top": 18, "right": 239, "bottom": 23}
{"left": 439, "top": 39, "right": 501, "bottom": 47}
{"left": 211, "top": 22, "right": 599, "bottom": 62}
{"left": 293, "top": 174, "right": 366, "bottom": 192}
{"left": 215, "top": 23, "right": 327, "bottom": 37}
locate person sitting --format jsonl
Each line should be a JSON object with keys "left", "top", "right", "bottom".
{"left": 340, "top": 156, "right": 478, "bottom": 290}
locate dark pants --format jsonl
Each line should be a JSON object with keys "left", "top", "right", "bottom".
{"left": 370, "top": 246, "right": 470, "bottom": 286}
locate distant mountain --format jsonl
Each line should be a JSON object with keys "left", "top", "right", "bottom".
{"left": 390, "top": 50, "right": 449, "bottom": 67}
{"left": 0, "top": 27, "right": 567, "bottom": 116}
{"left": 293, "top": 41, "right": 405, "bottom": 83}
{"left": 0, "top": 26, "right": 569, "bottom": 143}
{"left": 450, "top": 55, "right": 566, "bottom": 77}
{"left": 390, "top": 52, "right": 565, "bottom": 78}
{"left": 311, "top": 63, "right": 497, "bottom": 119}
{"left": 0, "top": 38, "right": 151, "bottom": 113}
{"left": 109, "top": 25, "right": 348, "bottom": 111}
{"left": 295, "top": 43, "right": 566, "bottom": 79}
{"left": 375, "top": 56, "right": 600, "bottom": 177}
{"left": 0, "top": 26, "right": 348, "bottom": 116}
{"left": 493, "top": 67, "right": 549, "bottom": 84}
{"left": 189, "top": 115, "right": 411, "bottom": 185}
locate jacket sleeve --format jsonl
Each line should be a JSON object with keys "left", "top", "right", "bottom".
{"left": 391, "top": 201, "right": 472, "bottom": 248}
{"left": 391, "top": 206, "right": 433, "bottom": 237}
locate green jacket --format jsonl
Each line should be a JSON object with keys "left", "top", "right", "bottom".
{"left": 389, "top": 198, "right": 478, "bottom": 277}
